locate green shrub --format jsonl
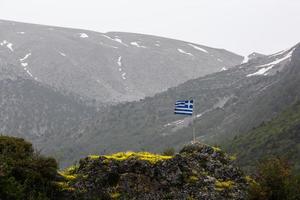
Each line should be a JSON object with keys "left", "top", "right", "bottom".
{"left": 249, "top": 157, "right": 300, "bottom": 200}
{"left": 162, "top": 147, "right": 175, "bottom": 156}
{"left": 0, "top": 135, "right": 60, "bottom": 200}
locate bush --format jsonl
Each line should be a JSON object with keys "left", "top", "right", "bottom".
{"left": 162, "top": 147, "right": 175, "bottom": 156}
{"left": 0, "top": 135, "right": 60, "bottom": 200}
{"left": 249, "top": 157, "right": 300, "bottom": 200}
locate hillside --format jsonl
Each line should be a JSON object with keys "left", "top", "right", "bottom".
{"left": 53, "top": 43, "right": 300, "bottom": 166}
{"left": 0, "top": 19, "right": 243, "bottom": 103}
{"left": 0, "top": 76, "right": 97, "bottom": 155}
{"left": 224, "top": 101, "right": 300, "bottom": 172}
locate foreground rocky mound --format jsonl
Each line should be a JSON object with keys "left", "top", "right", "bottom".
{"left": 60, "top": 142, "right": 248, "bottom": 199}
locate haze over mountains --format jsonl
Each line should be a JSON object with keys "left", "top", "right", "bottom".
{"left": 0, "top": 19, "right": 242, "bottom": 103}
{"left": 0, "top": 19, "right": 299, "bottom": 167}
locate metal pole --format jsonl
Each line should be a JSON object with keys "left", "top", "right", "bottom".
{"left": 193, "top": 123, "right": 196, "bottom": 143}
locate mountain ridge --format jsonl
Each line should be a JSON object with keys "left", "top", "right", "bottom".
{"left": 0, "top": 19, "right": 243, "bottom": 103}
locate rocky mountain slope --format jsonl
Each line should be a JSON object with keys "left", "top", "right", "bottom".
{"left": 58, "top": 142, "right": 248, "bottom": 200}
{"left": 50, "top": 43, "right": 300, "bottom": 166}
{"left": 0, "top": 75, "right": 97, "bottom": 155}
{"left": 224, "top": 101, "right": 300, "bottom": 172}
{"left": 0, "top": 19, "right": 242, "bottom": 103}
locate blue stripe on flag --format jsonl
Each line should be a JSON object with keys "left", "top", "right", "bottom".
{"left": 174, "top": 108, "right": 193, "bottom": 112}
{"left": 174, "top": 111, "right": 193, "bottom": 115}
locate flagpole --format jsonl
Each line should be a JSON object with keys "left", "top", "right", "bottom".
{"left": 192, "top": 99, "right": 195, "bottom": 143}
{"left": 192, "top": 117, "right": 195, "bottom": 143}
{"left": 193, "top": 124, "right": 195, "bottom": 143}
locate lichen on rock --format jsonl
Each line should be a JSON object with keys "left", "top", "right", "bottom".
{"left": 60, "top": 142, "right": 248, "bottom": 199}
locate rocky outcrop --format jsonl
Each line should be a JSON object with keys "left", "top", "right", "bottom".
{"left": 60, "top": 142, "right": 248, "bottom": 199}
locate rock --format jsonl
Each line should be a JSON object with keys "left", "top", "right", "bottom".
{"left": 60, "top": 142, "right": 248, "bottom": 199}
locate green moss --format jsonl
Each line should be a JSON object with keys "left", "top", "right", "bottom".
{"left": 59, "top": 173, "right": 77, "bottom": 181}
{"left": 215, "top": 180, "right": 235, "bottom": 191}
{"left": 212, "top": 146, "right": 222, "bottom": 152}
{"left": 55, "top": 181, "right": 75, "bottom": 192}
{"left": 90, "top": 151, "right": 173, "bottom": 164}
{"left": 188, "top": 175, "right": 199, "bottom": 183}
{"left": 110, "top": 192, "right": 121, "bottom": 199}
{"left": 229, "top": 155, "right": 237, "bottom": 161}
{"left": 59, "top": 165, "right": 79, "bottom": 181}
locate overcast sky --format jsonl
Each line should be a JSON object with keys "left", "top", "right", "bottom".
{"left": 1, "top": 0, "right": 299, "bottom": 56}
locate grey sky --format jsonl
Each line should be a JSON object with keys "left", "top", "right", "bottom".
{"left": 1, "top": 0, "right": 299, "bottom": 56}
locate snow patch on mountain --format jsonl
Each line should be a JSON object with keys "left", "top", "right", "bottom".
{"left": 242, "top": 56, "right": 249, "bottom": 64}
{"left": 247, "top": 66, "right": 273, "bottom": 77}
{"left": 20, "top": 53, "right": 31, "bottom": 61}
{"left": 0, "top": 40, "right": 7, "bottom": 46}
{"left": 178, "top": 48, "right": 193, "bottom": 56}
{"left": 117, "top": 56, "right": 122, "bottom": 67}
{"left": 121, "top": 72, "right": 127, "bottom": 80}
{"left": 25, "top": 69, "right": 33, "bottom": 77}
{"left": 101, "top": 35, "right": 128, "bottom": 46}
{"left": 188, "top": 44, "right": 208, "bottom": 53}
{"left": 247, "top": 49, "right": 294, "bottom": 77}
{"left": 259, "top": 49, "right": 294, "bottom": 67}
{"left": 221, "top": 67, "right": 227, "bottom": 71}
{"left": 59, "top": 52, "right": 66, "bottom": 57}
{"left": 130, "top": 42, "right": 146, "bottom": 48}
{"left": 117, "top": 56, "right": 127, "bottom": 79}
{"left": 79, "top": 33, "right": 89, "bottom": 38}
{"left": 155, "top": 41, "right": 161, "bottom": 47}
{"left": 6, "top": 43, "right": 13, "bottom": 52}
{"left": 1, "top": 40, "right": 14, "bottom": 52}
{"left": 21, "top": 63, "right": 28, "bottom": 67}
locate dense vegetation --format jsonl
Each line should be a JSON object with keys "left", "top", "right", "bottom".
{"left": 248, "top": 157, "right": 300, "bottom": 200}
{"left": 0, "top": 136, "right": 60, "bottom": 200}
{"left": 224, "top": 101, "right": 300, "bottom": 172}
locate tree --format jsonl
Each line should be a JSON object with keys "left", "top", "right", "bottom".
{"left": 0, "top": 135, "right": 60, "bottom": 200}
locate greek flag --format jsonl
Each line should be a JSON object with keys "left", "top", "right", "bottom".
{"left": 174, "top": 100, "right": 193, "bottom": 115}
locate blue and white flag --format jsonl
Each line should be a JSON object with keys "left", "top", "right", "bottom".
{"left": 174, "top": 100, "right": 193, "bottom": 115}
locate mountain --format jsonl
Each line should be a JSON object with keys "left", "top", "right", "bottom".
{"left": 54, "top": 43, "right": 300, "bottom": 166}
{"left": 247, "top": 52, "right": 266, "bottom": 60}
{"left": 224, "top": 101, "right": 300, "bottom": 172}
{"left": 1, "top": 41, "right": 299, "bottom": 167}
{"left": 0, "top": 19, "right": 243, "bottom": 103}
